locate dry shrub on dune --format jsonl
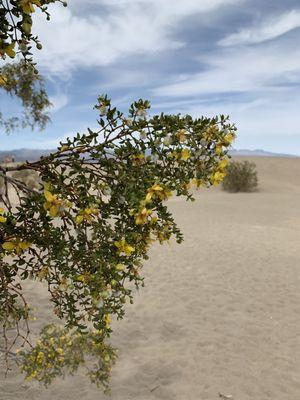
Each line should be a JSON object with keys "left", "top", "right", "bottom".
{"left": 222, "top": 160, "right": 258, "bottom": 193}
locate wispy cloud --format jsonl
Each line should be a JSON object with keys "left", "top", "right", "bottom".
{"left": 33, "top": 0, "right": 242, "bottom": 75}
{"left": 152, "top": 41, "right": 300, "bottom": 97}
{"left": 49, "top": 93, "right": 69, "bottom": 113}
{"left": 219, "top": 9, "right": 300, "bottom": 46}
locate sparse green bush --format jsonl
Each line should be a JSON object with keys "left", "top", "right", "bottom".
{"left": 11, "top": 169, "right": 41, "bottom": 190}
{"left": 222, "top": 160, "right": 258, "bottom": 192}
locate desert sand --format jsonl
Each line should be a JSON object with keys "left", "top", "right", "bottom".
{"left": 1, "top": 156, "right": 300, "bottom": 400}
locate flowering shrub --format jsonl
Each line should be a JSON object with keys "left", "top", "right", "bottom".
{"left": 0, "top": 96, "right": 236, "bottom": 391}
{"left": 11, "top": 169, "right": 41, "bottom": 190}
{"left": 0, "top": 1, "right": 236, "bottom": 390}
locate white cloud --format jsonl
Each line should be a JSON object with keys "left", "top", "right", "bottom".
{"left": 28, "top": 130, "right": 86, "bottom": 149}
{"left": 219, "top": 9, "right": 300, "bottom": 46}
{"left": 33, "top": 6, "right": 180, "bottom": 74}
{"left": 97, "top": 0, "right": 242, "bottom": 16}
{"left": 33, "top": 0, "right": 242, "bottom": 74}
{"left": 181, "top": 96, "right": 293, "bottom": 127}
{"left": 151, "top": 33, "right": 300, "bottom": 145}
{"left": 33, "top": 134, "right": 69, "bottom": 149}
{"left": 152, "top": 41, "right": 300, "bottom": 97}
{"left": 49, "top": 93, "right": 69, "bottom": 112}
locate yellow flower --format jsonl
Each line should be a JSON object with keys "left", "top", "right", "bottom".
{"left": 135, "top": 207, "right": 153, "bottom": 225}
{"left": 130, "top": 153, "right": 145, "bottom": 166}
{"left": 215, "top": 144, "right": 223, "bottom": 155}
{"left": 180, "top": 149, "right": 190, "bottom": 161}
{"left": 145, "top": 183, "right": 172, "bottom": 203}
{"left": 169, "top": 151, "right": 179, "bottom": 160}
{"left": 211, "top": 171, "right": 226, "bottom": 186}
{"left": 2, "top": 242, "right": 15, "bottom": 251}
{"left": 104, "top": 314, "right": 111, "bottom": 327}
{"left": 75, "top": 207, "right": 99, "bottom": 224}
{"left": 44, "top": 190, "right": 56, "bottom": 202}
{"left": 19, "top": 241, "right": 31, "bottom": 250}
{"left": 4, "top": 42, "right": 16, "bottom": 58}
{"left": 0, "top": 75, "right": 7, "bottom": 86}
{"left": 75, "top": 215, "right": 84, "bottom": 224}
{"left": 155, "top": 230, "right": 168, "bottom": 244}
{"left": 43, "top": 190, "right": 71, "bottom": 218}
{"left": 223, "top": 133, "right": 235, "bottom": 145}
{"left": 114, "top": 239, "right": 135, "bottom": 256}
{"left": 38, "top": 266, "right": 49, "bottom": 280}
{"left": 116, "top": 263, "right": 125, "bottom": 271}
{"left": 76, "top": 273, "right": 91, "bottom": 283}
{"left": 20, "top": 0, "right": 41, "bottom": 14}
{"left": 43, "top": 182, "right": 52, "bottom": 191}
{"left": 218, "top": 158, "right": 229, "bottom": 171}
{"left": 2, "top": 239, "right": 32, "bottom": 254}
{"left": 149, "top": 183, "right": 162, "bottom": 192}
{"left": 192, "top": 178, "right": 205, "bottom": 188}
{"left": 150, "top": 216, "right": 158, "bottom": 225}
{"left": 176, "top": 129, "right": 187, "bottom": 142}
{"left": 44, "top": 190, "right": 59, "bottom": 217}
{"left": 181, "top": 182, "right": 191, "bottom": 191}
{"left": 0, "top": 208, "right": 6, "bottom": 223}
{"left": 204, "top": 124, "right": 219, "bottom": 140}
{"left": 59, "top": 278, "right": 68, "bottom": 290}
{"left": 37, "top": 352, "right": 44, "bottom": 363}
{"left": 59, "top": 145, "right": 70, "bottom": 152}
{"left": 26, "top": 370, "right": 37, "bottom": 381}
{"left": 22, "top": 21, "right": 32, "bottom": 35}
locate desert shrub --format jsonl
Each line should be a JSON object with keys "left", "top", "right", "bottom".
{"left": 11, "top": 169, "right": 41, "bottom": 190}
{"left": 222, "top": 160, "right": 258, "bottom": 192}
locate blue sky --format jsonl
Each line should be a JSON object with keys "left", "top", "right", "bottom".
{"left": 1, "top": 0, "right": 300, "bottom": 154}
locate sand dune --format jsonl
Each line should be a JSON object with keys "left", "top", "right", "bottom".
{"left": 1, "top": 156, "right": 300, "bottom": 400}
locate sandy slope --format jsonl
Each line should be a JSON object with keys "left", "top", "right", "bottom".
{"left": 1, "top": 156, "right": 300, "bottom": 400}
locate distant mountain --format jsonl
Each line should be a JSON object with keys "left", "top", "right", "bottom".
{"left": 229, "top": 148, "right": 299, "bottom": 158}
{"left": 0, "top": 148, "right": 53, "bottom": 162}
{"left": 0, "top": 147, "right": 298, "bottom": 163}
